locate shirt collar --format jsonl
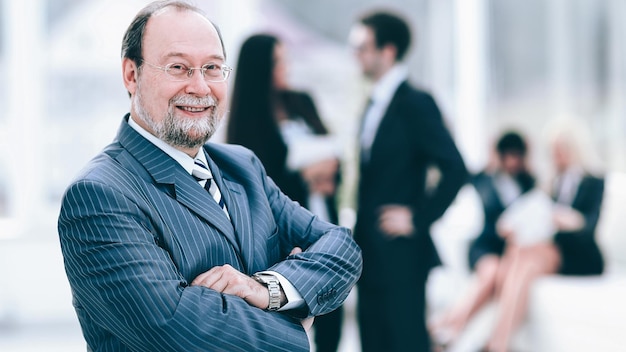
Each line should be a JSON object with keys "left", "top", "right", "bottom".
{"left": 560, "top": 165, "right": 584, "bottom": 179}
{"left": 128, "top": 115, "right": 209, "bottom": 176}
{"left": 370, "top": 64, "right": 409, "bottom": 106}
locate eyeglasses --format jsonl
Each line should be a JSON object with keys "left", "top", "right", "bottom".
{"left": 141, "top": 60, "right": 233, "bottom": 82}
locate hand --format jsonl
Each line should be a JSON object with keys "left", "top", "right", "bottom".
{"left": 378, "top": 205, "right": 415, "bottom": 238}
{"left": 496, "top": 221, "right": 516, "bottom": 242}
{"left": 301, "top": 159, "right": 339, "bottom": 195}
{"left": 290, "top": 247, "right": 303, "bottom": 255}
{"left": 301, "top": 316, "right": 315, "bottom": 333}
{"left": 553, "top": 205, "right": 585, "bottom": 231}
{"left": 191, "top": 264, "right": 270, "bottom": 310}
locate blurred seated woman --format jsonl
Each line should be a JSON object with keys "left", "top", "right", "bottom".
{"left": 430, "top": 128, "right": 605, "bottom": 352}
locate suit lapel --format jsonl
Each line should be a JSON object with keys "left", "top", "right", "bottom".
{"left": 359, "top": 84, "right": 403, "bottom": 194}
{"left": 221, "top": 179, "right": 255, "bottom": 274}
{"left": 203, "top": 145, "right": 260, "bottom": 274}
{"left": 172, "top": 177, "right": 239, "bottom": 252}
{"left": 117, "top": 117, "right": 240, "bottom": 253}
{"left": 369, "top": 82, "right": 407, "bottom": 160}
{"left": 570, "top": 176, "right": 589, "bottom": 209}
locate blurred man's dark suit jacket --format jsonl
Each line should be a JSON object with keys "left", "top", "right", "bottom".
{"left": 355, "top": 82, "right": 467, "bottom": 351}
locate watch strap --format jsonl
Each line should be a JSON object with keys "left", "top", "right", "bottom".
{"left": 253, "top": 273, "right": 282, "bottom": 311}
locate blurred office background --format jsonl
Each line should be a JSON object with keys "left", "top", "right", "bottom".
{"left": 1, "top": 0, "right": 625, "bottom": 351}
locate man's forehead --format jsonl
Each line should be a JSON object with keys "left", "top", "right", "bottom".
{"left": 349, "top": 24, "right": 373, "bottom": 47}
{"left": 143, "top": 8, "right": 222, "bottom": 58}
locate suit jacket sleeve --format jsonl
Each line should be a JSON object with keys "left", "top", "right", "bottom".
{"left": 243, "top": 149, "right": 361, "bottom": 318}
{"left": 556, "top": 176, "right": 604, "bottom": 241}
{"left": 410, "top": 92, "right": 468, "bottom": 230}
{"left": 59, "top": 178, "right": 310, "bottom": 352}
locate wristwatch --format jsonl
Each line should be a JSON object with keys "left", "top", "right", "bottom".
{"left": 252, "top": 273, "right": 282, "bottom": 311}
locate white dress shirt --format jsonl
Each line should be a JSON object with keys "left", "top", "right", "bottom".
{"left": 493, "top": 172, "right": 523, "bottom": 206}
{"left": 280, "top": 118, "right": 342, "bottom": 223}
{"left": 554, "top": 165, "right": 584, "bottom": 205}
{"left": 360, "top": 64, "right": 409, "bottom": 161}
{"left": 128, "top": 116, "right": 304, "bottom": 310}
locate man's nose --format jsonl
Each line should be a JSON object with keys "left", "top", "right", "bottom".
{"left": 184, "top": 69, "right": 212, "bottom": 96}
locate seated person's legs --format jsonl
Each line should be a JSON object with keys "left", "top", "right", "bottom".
{"left": 430, "top": 254, "right": 501, "bottom": 344}
{"left": 487, "top": 242, "right": 560, "bottom": 352}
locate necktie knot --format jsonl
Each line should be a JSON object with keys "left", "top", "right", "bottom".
{"left": 192, "top": 159, "right": 212, "bottom": 182}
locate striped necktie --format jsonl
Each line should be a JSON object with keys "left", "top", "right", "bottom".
{"left": 359, "top": 97, "right": 376, "bottom": 162}
{"left": 192, "top": 159, "right": 229, "bottom": 219}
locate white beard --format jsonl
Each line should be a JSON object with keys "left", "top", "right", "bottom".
{"left": 133, "top": 81, "right": 221, "bottom": 149}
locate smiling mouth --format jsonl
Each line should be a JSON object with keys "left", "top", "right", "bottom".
{"left": 178, "top": 105, "right": 212, "bottom": 113}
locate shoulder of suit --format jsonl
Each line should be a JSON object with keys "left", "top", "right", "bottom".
{"left": 203, "top": 142, "right": 268, "bottom": 180}
{"left": 62, "top": 146, "right": 141, "bottom": 197}
{"left": 279, "top": 89, "right": 310, "bottom": 99}
{"left": 205, "top": 142, "right": 251, "bottom": 156}
{"left": 74, "top": 143, "right": 124, "bottom": 180}
{"left": 396, "top": 82, "right": 435, "bottom": 100}
{"left": 390, "top": 84, "right": 440, "bottom": 117}
{"left": 582, "top": 174, "right": 605, "bottom": 187}
{"left": 204, "top": 142, "right": 258, "bottom": 165}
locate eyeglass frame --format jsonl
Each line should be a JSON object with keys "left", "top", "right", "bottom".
{"left": 140, "top": 60, "right": 233, "bottom": 83}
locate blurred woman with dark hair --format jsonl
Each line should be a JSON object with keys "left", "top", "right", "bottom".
{"left": 430, "top": 131, "right": 538, "bottom": 349}
{"left": 226, "top": 34, "right": 343, "bottom": 352}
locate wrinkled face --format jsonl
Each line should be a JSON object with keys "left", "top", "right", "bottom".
{"left": 123, "top": 7, "right": 228, "bottom": 152}
{"left": 349, "top": 24, "right": 385, "bottom": 80}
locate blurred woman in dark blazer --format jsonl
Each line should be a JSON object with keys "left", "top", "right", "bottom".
{"left": 548, "top": 122, "right": 605, "bottom": 276}
{"left": 226, "top": 34, "right": 343, "bottom": 352}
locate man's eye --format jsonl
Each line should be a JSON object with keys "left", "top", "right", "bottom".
{"left": 203, "top": 64, "right": 220, "bottom": 71}
{"left": 168, "top": 64, "right": 189, "bottom": 73}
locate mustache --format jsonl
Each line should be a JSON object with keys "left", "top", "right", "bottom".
{"left": 170, "top": 95, "right": 217, "bottom": 106}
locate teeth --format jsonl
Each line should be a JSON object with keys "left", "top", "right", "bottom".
{"left": 181, "top": 106, "right": 208, "bottom": 112}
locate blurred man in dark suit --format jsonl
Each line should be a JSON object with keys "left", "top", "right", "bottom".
{"left": 350, "top": 10, "right": 467, "bottom": 351}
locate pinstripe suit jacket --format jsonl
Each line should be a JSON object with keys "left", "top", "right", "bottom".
{"left": 58, "top": 115, "right": 362, "bottom": 352}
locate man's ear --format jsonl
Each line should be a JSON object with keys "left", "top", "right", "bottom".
{"left": 122, "top": 58, "right": 139, "bottom": 96}
{"left": 382, "top": 44, "right": 398, "bottom": 64}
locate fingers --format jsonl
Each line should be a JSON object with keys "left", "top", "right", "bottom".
{"left": 191, "top": 265, "right": 246, "bottom": 295}
{"left": 191, "top": 266, "right": 224, "bottom": 288}
{"left": 309, "top": 178, "right": 336, "bottom": 195}
{"left": 301, "top": 159, "right": 339, "bottom": 195}
{"left": 301, "top": 317, "right": 315, "bottom": 332}
{"left": 303, "top": 159, "right": 338, "bottom": 176}
{"left": 552, "top": 207, "right": 585, "bottom": 231}
{"left": 190, "top": 265, "right": 269, "bottom": 309}
{"left": 289, "top": 247, "right": 303, "bottom": 255}
{"left": 378, "top": 205, "right": 414, "bottom": 237}
{"left": 496, "top": 222, "right": 514, "bottom": 239}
